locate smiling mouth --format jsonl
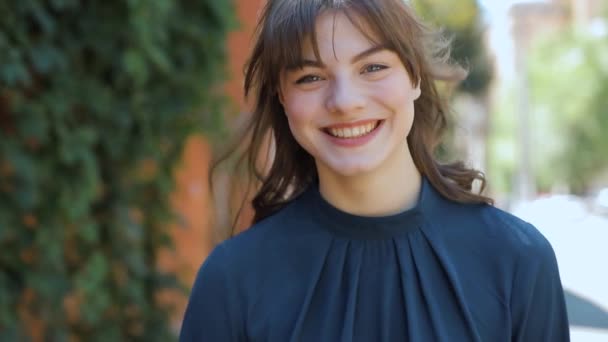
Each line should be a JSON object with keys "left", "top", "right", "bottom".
{"left": 323, "top": 120, "right": 382, "bottom": 139}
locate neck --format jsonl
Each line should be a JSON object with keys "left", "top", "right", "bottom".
{"left": 316, "top": 145, "right": 422, "bottom": 217}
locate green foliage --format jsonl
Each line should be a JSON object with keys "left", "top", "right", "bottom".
{"left": 527, "top": 26, "right": 608, "bottom": 193}
{"left": 412, "top": 0, "right": 493, "bottom": 95}
{"left": 0, "top": 0, "right": 235, "bottom": 340}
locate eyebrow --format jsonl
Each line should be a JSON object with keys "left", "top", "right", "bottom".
{"left": 286, "top": 44, "right": 388, "bottom": 71}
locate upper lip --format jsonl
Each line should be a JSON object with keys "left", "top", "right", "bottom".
{"left": 322, "top": 119, "right": 381, "bottom": 130}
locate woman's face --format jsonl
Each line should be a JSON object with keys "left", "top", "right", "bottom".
{"left": 279, "top": 11, "right": 421, "bottom": 180}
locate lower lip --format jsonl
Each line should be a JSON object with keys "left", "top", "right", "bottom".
{"left": 323, "top": 120, "right": 384, "bottom": 148}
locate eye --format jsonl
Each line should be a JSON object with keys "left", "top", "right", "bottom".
{"left": 295, "top": 75, "right": 323, "bottom": 84}
{"left": 362, "top": 64, "right": 388, "bottom": 73}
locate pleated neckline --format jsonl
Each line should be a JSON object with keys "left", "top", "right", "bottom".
{"left": 302, "top": 176, "right": 440, "bottom": 240}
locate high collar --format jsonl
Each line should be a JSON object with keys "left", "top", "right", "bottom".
{"left": 302, "top": 176, "right": 443, "bottom": 240}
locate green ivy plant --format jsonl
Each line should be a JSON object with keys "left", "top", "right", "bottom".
{"left": 0, "top": 0, "right": 235, "bottom": 340}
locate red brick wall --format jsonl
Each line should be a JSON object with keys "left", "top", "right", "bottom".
{"left": 164, "top": 0, "right": 265, "bottom": 331}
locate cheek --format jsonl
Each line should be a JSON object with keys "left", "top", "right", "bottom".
{"left": 281, "top": 94, "right": 314, "bottom": 143}
{"left": 373, "top": 85, "right": 396, "bottom": 103}
{"left": 371, "top": 80, "right": 416, "bottom": 110}
{"left": 376, "top": 71, "right": 417, "bottom": 100}
{"left": 282, "top": 91, "right": 322, "bottom": 122}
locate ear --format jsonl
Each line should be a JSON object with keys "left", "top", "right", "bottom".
{"left": 412, "top": 77, "right": 422, "bottom": 100}
{"left": 278, "top": 87, "right": 285, "bottom": 106}
{"left": 277, "top": 74, "right": 287, "bottom": 106}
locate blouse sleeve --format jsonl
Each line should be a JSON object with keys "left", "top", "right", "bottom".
{"left": 179, "top": 244, "right": 245, "bottom": 342}
{"left": 510, "top": 230, "right": 570, "bottom": 342}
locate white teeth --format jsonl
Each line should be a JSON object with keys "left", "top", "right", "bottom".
{"left": 328, "top": 121, "right": 379, "bottom": 139}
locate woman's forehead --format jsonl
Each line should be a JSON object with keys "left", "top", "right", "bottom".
{"left": 286, "top": 10, "right": 385, "bottom": 66}
{"left": 308, "top": 11, "right": 381, "bottom": 56}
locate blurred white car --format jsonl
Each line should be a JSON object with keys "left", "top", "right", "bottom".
{"left": 592, "top": 188, "right": 608, "bottom": 216}
{"left": 511, "top": 194, "right": 589, "bottom": 227}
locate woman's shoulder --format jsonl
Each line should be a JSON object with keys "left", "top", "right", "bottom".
{"left": 202, "top": 193, "right": 325, "bottom": 277}
{"left": 228, "top": 194, "right": 317, "bottom": 247}
{"left": 191, "top": 210, "right": 292, "bottom": 294}
{"left": 434, "top": 199, "right": 555, "bottom": 260}
{"left": 479, "top": 204, "right": 553, "bottom": 254}
{"left": 429, "top": 200, "right": 560, "bottom": 293}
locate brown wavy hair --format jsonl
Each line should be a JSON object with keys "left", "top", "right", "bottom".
{"left": 212, "top": 0, "right": 493, "bottom": 235}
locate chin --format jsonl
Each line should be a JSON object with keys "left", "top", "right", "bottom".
{"left": 324, "top": 158, "right": 385, "bottom": 178}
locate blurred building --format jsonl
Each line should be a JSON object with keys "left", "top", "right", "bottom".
{"left": 561, "top": 0, "right": 606, "bottom": 24}
{"left": 510, "top": 2, "right": 568, "bottom": 52}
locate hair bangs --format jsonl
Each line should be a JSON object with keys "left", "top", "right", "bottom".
{"left": 270, "top": 0, "right": 417, "bottom": 84}
{"left": 341, "top": 4, "right": 390, "bottom": 47}
{"left": 263, "top": 0, "right": 396, "bottom": 83}
{"left": 262, "top": 0, "right": 325, "bottom": 88}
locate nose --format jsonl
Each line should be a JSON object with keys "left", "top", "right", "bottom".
{"left": 325, "top": 77, "right": 366, "bottom": 115}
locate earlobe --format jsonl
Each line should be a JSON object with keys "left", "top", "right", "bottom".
{"left": 413, "top": 78, "right": 422, "bottom": 100}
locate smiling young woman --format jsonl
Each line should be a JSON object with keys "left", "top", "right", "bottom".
{"left": 180, "top": 0, "right": 570, "bottom": 341}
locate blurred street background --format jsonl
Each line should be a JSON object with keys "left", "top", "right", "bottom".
{"left": 481, "top": 1, "right": 608, "bottom": 340}
{"left": 1, "top": 0, "right": 606, "bottom": 340}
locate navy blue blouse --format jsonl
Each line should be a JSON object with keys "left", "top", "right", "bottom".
{"left": 180, "top": 178, "right": 570, "bottom": 341}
